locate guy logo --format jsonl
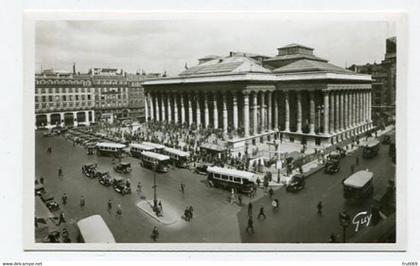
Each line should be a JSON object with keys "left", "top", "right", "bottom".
{"left": 352, "top": 211, "right": 372, "bottom": 232}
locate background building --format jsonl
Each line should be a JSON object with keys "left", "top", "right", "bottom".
{"left": 348, "top": 37, "right": 396, "bottom": 127}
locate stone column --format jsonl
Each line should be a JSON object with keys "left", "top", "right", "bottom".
{"left": 144, "top": 93, "right": 149, "bottom": 122}
{"left": 253, "top": 93, "right": 258, "bottom": 134}
{"left": 195, "top": 93, "right": 201, "bottom": 127}
{"left": 188, "top": 94, "right": 193, "bottom": 126}
{"left": 73, "top": 112, "right": 78, "bottom": 127}
{"left": 155, "top": 94, "right": 160, "bottom": 121}
{"left": 267, "top": 91, "right": 272, "bottom": 130}
{"left": 344, "top": 90, "right": 349, "bottom": 130}
{"left": 46, "top": 113, "right": 51, "bottom": 127}
{"left": 296, "top": 91, "right": 302, "bottom": 133}
{"left": 232, "top": 93, "right": 238, "bottom": 130}
{"left": 357, "top": 91, "right": 362, "bottom": 125}
{"left": 180, "top": 94, "right": 185, "bottom": 124}
{"left": 260, "top": 92, "right": 265, "bottom": 132}
{"left": 60, "top": 112, "right": 65, "bottom": 126}
{"left": 222, "top": 94, "right": 228, "bottom": 133}
{"left": 204, "top": 94, "right": 209, "bottom": 127}
{"left": 364, "top": 90, "right": 368, "bottom": 123}
{"left": 173, "top": 94, "right": 178, "bottom": 124}
{"left": 167, "top": 94, "right": 172, "bottom": 123}
{"left": 85, "top": 110, "right": 90, "bottom": 126}
{"left": 273, "top": 91, "right": 279, "bottom": 130}
{"left": 335, "top": 92, "right": 340, "bottom": 131}
{"left": 340, "top": 91, "right": 344, "bottom": 131}
{"left": 284, "top": 91, "right": 290, "bottom": 132}
{"left": 309, "top": 91, "right": 315, "bottom": 134}
{"left": 149, "top": 94, "right": 154, "bottom": 121}
{"left": 213, "top": 93, "right": 218, "bottom": 129}
{"left": 323, "top": 91, "right": 329, "bottom": 134}
{"left": 349, "top": 91, "right": 354, "bottom": 127}
{"left": 243, "top": 93, "right": 250, "bottom": 137}
{"left": 368, "top": 90, "right": 372, "bottom": 122}
{"left": 329, "top": 91, "right": 335, "bottom": 133}
{"left": 161, "top": 93, "right": 166, "bottom": 122}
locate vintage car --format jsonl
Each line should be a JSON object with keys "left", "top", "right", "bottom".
{"left": 97, "top": 171, "right": 114, "bottom": 186}
{"left": 324, "top": 158, "right": 340, "bottom": 174}
{"left": 39, "top": 192, "right": 60, "bottom": 211}
{"left": 35, "top": 180, "right": 45, "bottom": 196}
{"left": 112, "top": 177, "right": 132, "bottom": 195}
{"left": 286, "top": 174, "right": 305, "bottom": 193}
{"left": 81, "top": 163, "right": 98, "bottom": 178}
{"left": 113, "top": 162, "right": 132, "bottom": 174}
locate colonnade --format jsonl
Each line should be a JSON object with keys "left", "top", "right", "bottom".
{"left": 36, "top": 110, "right": 95, "bottom": 128}
{"left": 145, "top": 88, "right": 372, "bottom": 138}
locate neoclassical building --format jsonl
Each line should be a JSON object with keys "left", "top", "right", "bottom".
{"left": 142, "top": 44, "right": 373, "bottom": 148}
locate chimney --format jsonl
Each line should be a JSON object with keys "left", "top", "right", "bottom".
{"left": 73, "top": 62, "right": 76, "bottom": 74}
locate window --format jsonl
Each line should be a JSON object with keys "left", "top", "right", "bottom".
{"left": 55, "top": 88, "right": 59, "bottom": 93}
{"left": 88, "top": 95, "right": 91, "bottom": 100}
{"left": 48, "top": 96, "right": 53, "bottom": 102}
{"left": 35, "top": 96, "right": 38, "bottom": 102}
{"left": 81, "top": 95, "right": 85, "bottom": 100}
{"left": 75, "top": 95, "right": 79, "bottom": 101}
{"left": 41, "top": 96, "right": 46, "bottom": 102}
{"left": 221, "top": 175, "right": 228, "bottom": 180}
{"left": 233, "top": 177, "right": 241, "bottom": 183}
{"left": 41, "top": 88, "right": 46, "bottom": 94}
{"left": 69, "top": 88, "right": 73, "bottom": 93}
{"left": 48, "top": 88, "right": 53, "bottom": 93}
{"left": 55, "top": 95, "right": 60, "bottom": 101}
{"left": 62, "top": 95, "right": 66, "bottom": 101}
{"left": 69, "top": 95, "right": 73, "bottom": 101}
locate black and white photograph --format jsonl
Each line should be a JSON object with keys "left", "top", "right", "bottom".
{"left": 21, "top": 12, "right": 405, "bottom": 251}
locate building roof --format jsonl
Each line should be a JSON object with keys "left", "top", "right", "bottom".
{"left": 279, "top": 43, "right": 314, "bottom": 50}
{"left": 272, "top": 59, "right": 355, "bottom": 74}
{"left": 264, "top": 53, "right": 328, "bottom": 63}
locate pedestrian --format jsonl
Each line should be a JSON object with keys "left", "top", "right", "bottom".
{"left": 257, "top": 207, "right": 266, "bottom": 220}
{"left": 184, "top": 207, "right": 191, "bottom": 221}
{"left": 107, "top": 199, "right": 112, "bottom": 211}
{"left": 39, "top": 176, "right": 44, "bottom": 185}
{"left": 62, "top": 228, "right": 71, "bottom": 243}
{"left": 158, "top": 200, "right": 163, "bottom": 212}
{"left": 188, "top": 206, "right": 194, "bottom": 219}
{"left": 256, "top": 177, "right": 261, "bottom": 187}
{"left": 317, "top": 201, "right": 323, "bottom": 216}
{"left": 62, "top": 193, "right": 68, "bottom": 205}
{"left": 116, "top": 204, "right": 122, "bottom": 216}
{"left": 356, "top": 156, "right": 359, "bottom": 166}
{"left": 137, "top": 181, "right": 142, "bottom": 193}
{"left": 58, "top": 167, "right": 63, "bottom": 178}
{"left": 248, "top": 202, "right": 253, "bottom": 217}
{"left": 246, "top": 216, "right": 254, "bottom": 233}
{"left": 268, "top": 187, "right": 274, "bottom": 199}
{"left": 151, "top": 226, "right": 159, "bottom": 241}
{"left": 80, "top": 195, "right": 85, "bottom": 208}
{"left": 238, "top": 194, "right": 242, "bottom": 206}
{"left": 58, "top": 212, "right": 66, "bottom": 225}
{"left": 328, "top": 233, "right": 338, "bottom": 243}
{"left": 180, "top": 182, "right": 185, "bottom": 194}
{"left": 272, "top": 199, "right": 279, "bottom": 209}
{"left": 350, "top": 164, "right": 355, "bottom": 174}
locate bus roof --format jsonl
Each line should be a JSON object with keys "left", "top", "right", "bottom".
{"left": 207, "top": 166, "right": 256, "bottom": 182}
{"left": 164, "top": 147, "right": 190, "bottom": 157}
{"left": 365, "top": 139, "right": 380, "bottom": 148}
{"left": 76, "top": 215, "right": 116, "bottom": 243}
{"left": 141, "top": 142, "right": 166, "bottom": 150}
{"left": 343, "top": 170, "right": 374, "bottom": 188}
{"left": 141, "top": 151, "right": 170, "bottom": 161}
{"left": 96, "top": 142, "right": 126, "bottom": 149}
{"left": 129, "top": 143, "right": 155, "bottom": 151}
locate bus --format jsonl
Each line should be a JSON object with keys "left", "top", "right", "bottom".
{"left": 76, "top": 215, "right": 116, "bottom": 243}
{"left": 163, "top": 147, "right": 190, "bottom": 168}
{"left": 140, "top": 151, "right": 170, "bottom": 173}
{"left": 96, "top": 142, "right": 126, "bottom": 157}
{"left": 362, "top": 139, "right": 380, "bottom": 159}
{"left": 207, "top": 166, "right": 257, "bottom": 195}
{"left": 129, "top": 143, "right": 155, "bottom": 158}
{"left": 141, "top": 142, "right": 166, "bottom": 153}
{"left": 342, "top": 170, "right": 374, "bottom": 203}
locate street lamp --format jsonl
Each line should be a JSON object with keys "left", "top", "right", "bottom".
{"left": 152, "top": 161, "right": 158, "bottom": 213}
{"left": 339, "top": 210, "right": 351, "bottom": 243}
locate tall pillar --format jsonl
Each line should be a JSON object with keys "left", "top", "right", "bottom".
{"left": 180, "top": 94, "right": 185, "bottom": 124}
{"left": 260, "top": 92, "right": 265, "bottom": 132}
{"left": 296, "top": 91, "right": 302, "bottom": 133}
{"left": 253, "top": 93, "right": 258, "bottom": 134}
{"left": 273, "top": 91, "right": 279, "bottom": 130}
{"left": 323, "top": 91, "right": 329, "bottom": 134}
{"left": 161, "top": 93, "right": 166, "bottom": 122}
{"left": 222, "top": 94, "right": 228, "bottom": 133}
{"left": 309, "top": 91, "right": 315, "bottom": 134}
{"left": 213, "top": 93, "right": 218, "bottom": 128}
{"left": 243, "top": 93, "right": 250, "bottom": 137}
{"left": 335, "top": 92, "right": 339, "bottom": 131}
{"left": 155, "top": 94, "right": 160, "bottom": 121}
{"left": 196, "top": 93, "right": 201, "bottom": 127}
{"left": 267, "top": 91, "right": 272, "bottom": 130}
{"left": 173, "top": 94, "right": 178, "bottom": 123}
{"left": 167, "top": 94, "right": 172, "bottom": 123}
{"left": 149, "top": 94, "right": 154, "bottom": 121}
{"left": 284, "top": 91, "right": 290, "bottom": 132}
{"left": 344, "top": 90, "right": 349, "bottom": 130}
{"left": 364, "top": 90, "right": 368, "bottom": 123}
{"left": 46, "top": 113, "right": 51, "bottom": 127}
{"left": 232, "top": 93, "right": 238, "bottom": 130}
{"left": 368, "top": 90, "right": 372, "bottom": 122}
{"left": 340, "top": 91, "right": 344, "bottom": 131}
{"left": 73, "top": 112, "right": 78, "bottom": 127}
{"left": 329, "top": 91, "right": 335, "bottom": 133}
{"left": 357, "top": 91, "right": 361, "bottom": 125}
{"left": 60, "top": 112, "right": 65, "bottom": 126}
{"left": 85, "top": 110, "right": 90, "bottom": 126}
{"left": 350, "top": 91, "right": 354, "bottom": 127}
{"left": 144, "top": 93, "right": 149, "bottom": 122}
{"left": 187, "top": 94, "right": 192, "bottom": 125}
{"left": 204, "top": 94, "right": 209, "bottom": 127}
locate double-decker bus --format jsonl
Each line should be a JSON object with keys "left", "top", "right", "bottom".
{"left": 140, "top": 151, "right": 170, "bottom": 173}
{"left": 163, "top": 147, "right": 190, "bottom": 168}
{"left": 207, "top": 166, "right": 257, "bottom": 195}
{"left": 362, "top": 139, "right": 380, "bottom": 159}
{"left": 129, "top": 143, "right": 155, "bottom": 158}
{"left": 95, "top": 142, "right": 126, "bottom": 157}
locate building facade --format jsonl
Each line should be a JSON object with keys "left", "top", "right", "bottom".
{"left": 348, "top": 37, "right": 396, "bottom": 125}
{"left": 143, "top": 44, "right": 373, "bottom": 148}
{"left": 35, "top": 67, "right": 157, "bottom": 129}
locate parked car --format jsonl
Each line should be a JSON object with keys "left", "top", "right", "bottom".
{"left": 81, "top": 163, "right": 98, "bottom": 178}
{"left": 286, "top": 174, "right": 305, "bottom": 193}
{"left": 40, "top": 192, "right": 60, "bottom": 211}
{"left": 113, "top": 162, "right": 132, "bottom": 174}
{"left": 98, "top": 171, "right": 114, "bottom": 186}
{"left": 112, "top": 177, "right": 131, "bottom": 195}
{"left": 324, "top": 159, "right": 340, "bottom": 174}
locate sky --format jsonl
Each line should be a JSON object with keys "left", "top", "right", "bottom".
{"left": 35, "top": 19, "right": 396, "bottom": 76}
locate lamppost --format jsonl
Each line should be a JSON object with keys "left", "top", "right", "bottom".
{"left": 152, "top": 161, "right": 158, "bottom": 213}
{"left": 339, "top": 210, "right": 351, "bottom": 243}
